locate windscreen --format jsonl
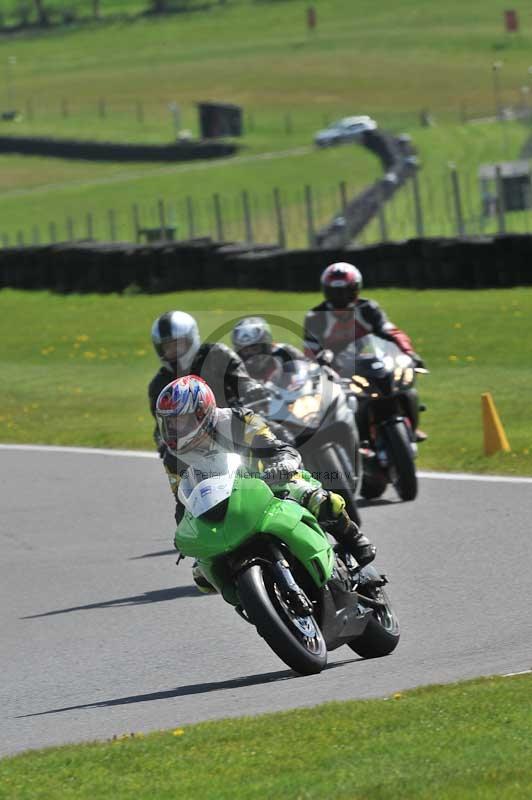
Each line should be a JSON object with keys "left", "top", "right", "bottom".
{"left": 178, "top": 452, "right": 242, "bottom": 518}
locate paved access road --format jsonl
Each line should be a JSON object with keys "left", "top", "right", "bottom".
{"left": 1, "top": 446, "right": 531, "bottom": 757}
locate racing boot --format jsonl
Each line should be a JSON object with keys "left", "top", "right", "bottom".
{"left": 316, "top": 489, "right": 376, "bottom": 567}
{"left": 329, "top": 511, "right": 376, "bottom": 567}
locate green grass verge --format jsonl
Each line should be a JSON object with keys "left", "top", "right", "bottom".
{"left": 1, "top": 674, "right": 531, "bottom": 799}
{"left": 2, "top": 0, "right": 532, "bottom": 243}
{"left": 1, "top": 287, "right": 531, "bottom": 476}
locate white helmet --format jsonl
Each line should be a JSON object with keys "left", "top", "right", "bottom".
{"left": 151, "top": 311, "right": 200, "bottom": 372}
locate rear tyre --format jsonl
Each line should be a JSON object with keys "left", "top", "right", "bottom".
{"left": 348, "top": 567, "right": 400, "bottom": 659}
{"left": 360, "top": 471, "right": 387, "bottom": 500}
{"left": 384, "top": 421, "right": 417, "bottom": 501}
{"left": 237, "top": 564, "right": 327, "bottom": 675}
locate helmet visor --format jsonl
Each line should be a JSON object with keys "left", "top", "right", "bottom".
{"left": 238, "top": 342, "right": 270, "bottom": 361}
{"left": 324, "top": 285, "right": 357, "bottom": 308}
{"left": 161, "top": 336, "right": 193, "bottom": 362}
{"left": 159, "top": 412, "right": 200, "bottom": 450}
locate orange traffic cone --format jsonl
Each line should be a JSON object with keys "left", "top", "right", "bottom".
{"left": 481, "top": 393, "right": 511, "bottom": 456}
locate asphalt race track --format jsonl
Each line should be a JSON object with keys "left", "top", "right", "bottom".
{"left": 2, "top": 445, "right": 531, "bottom": 757}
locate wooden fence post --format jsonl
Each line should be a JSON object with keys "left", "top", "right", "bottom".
{"left": 86, "top": 212, "right": 94, "bottom": 240}
{"left": 158, "top": 199, "right": 167, "bottom": 240}
{"left": 339, "top": 181, "right": 348, "bottom": 218}
{"left": 186, "top": 196, "right": 195, "bottom": 238}
{"left": 273, "top": 187, "right": 286, "bottom": 248}
{"left": 412, "top": 171, "right": 424, "bottom": 237}
{"left": 242, "top": 190, "right": 253, "bottom": 244}
{"left": 377, "top": 184, "right": 388, "bottom": 242}
{"left": 213, "top": 193, "right": 224, "bottom": 241}
{"left": 305, "top": 185, "right": 316, "bottom": 247}
{"left": 108, "top": 209, "right": 117, "bottom": 242}
{"left": 495, "top": 165, "right": 506, "bottom": 234}
{"left": 132, "top": 204, "right": 141, "bottom": 242}
{"left": 449, "top": 164, "right": 465, "bottom": 236}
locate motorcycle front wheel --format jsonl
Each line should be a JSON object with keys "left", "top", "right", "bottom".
{"left": 237, "top": 564, "right": 327, "bottom": 675}
{"left": 384, "top": 421, "right": 418, "bottom": 501}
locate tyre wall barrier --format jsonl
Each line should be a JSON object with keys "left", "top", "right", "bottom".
{"left": 0, "top": 136, "right": 238, "bottom": 162}
{"left": 1, "top": 235, "right": 531, "bottom": 293}
{"left": 316, "top": 130, "right": 418, "bottom": 247}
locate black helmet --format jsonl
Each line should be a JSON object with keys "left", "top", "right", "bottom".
{"left": 151, "top": 311, "right": 200, "bottom": 372}
{"left": 321, "top": 262, "right": 363, "bottom": 309}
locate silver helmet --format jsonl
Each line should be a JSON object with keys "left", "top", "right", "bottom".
{"left": 151, "top": 311, "right": 200, "bottom": 372}
{"left": 231, "top": 317, "right": 273, "bottom": 378}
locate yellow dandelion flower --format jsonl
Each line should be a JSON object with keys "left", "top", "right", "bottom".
{"left": 76, "top": 334, "right": 90, "bottom": 342}
{"left": 135, "top": 349, "right": 147, "bottom": 357}
{"left": 523, "top": 449, "right": 529, "bottom": 455}
{"left": 83, "top": 351, "right": 96, "bottom": 359}
{"left": 74, "top": 387, "right": 82, "bottom": 394}
{"left": 172, "top": 728, "right": 185, "bottom": 736}
{"left": 393, "top": 692, "right": 403, "bottom": 700}
{"left": 448, "top": 355, "right": 458, "bottom": 361}
{"left": 453, "top": 322, "right": 462, "bottom": 328}
{"left": 466, "top": 356, "right": 476, "bottom": 362}
{"left": 73, "top": 342, "right": 80, "bottom": 349}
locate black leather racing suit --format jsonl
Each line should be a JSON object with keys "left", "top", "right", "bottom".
{"left": 303, "top": 298, "right": 415, "bottom": 359}
{"left": 303, "top": 298, "right": 422, "bottom": 430}
{"left": 148, "top": 342, "right": 267, "bottom": 448}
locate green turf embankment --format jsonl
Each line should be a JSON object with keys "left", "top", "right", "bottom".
{"left": 1, "top": 674, "right": 531, "bottom": 800}
{"left": 2, "top": 0, "right": 532, "bottom": 242}
{"left": 1, "top": 287, "right": 530, "bottom": 476}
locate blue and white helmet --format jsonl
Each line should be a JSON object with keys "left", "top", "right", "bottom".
{"left": 155, "top": 375, "right": 218, "bottom": 455}
{"left": 151, "top": 311, "right": 200, "bottom": 372}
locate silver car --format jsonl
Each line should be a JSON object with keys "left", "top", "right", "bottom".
{"left": 314, "top": 115, "right": 377, "bottom": 147}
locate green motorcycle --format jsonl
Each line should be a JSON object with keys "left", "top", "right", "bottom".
{"left": 175, "top": 452, "right": 400, "bottom": 675}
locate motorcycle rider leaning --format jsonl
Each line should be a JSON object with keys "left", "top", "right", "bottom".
{"left": 304, "top": 262, "right": 427, "bottom": 440}
{"left": 231, "top": 316, "right": 305, "bottom": 383}
{"left": 149, "top": 310, "right": 267, "bottom": 451}
{"left": 155, "top": 375, "right": 376, "bottom": 592}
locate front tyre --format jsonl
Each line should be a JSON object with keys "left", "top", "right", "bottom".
{"left": 237, "top": 564, "right": 327, "bottom": 675}
{"left": 384, "top": 421, "right": 418, "bottom": 501}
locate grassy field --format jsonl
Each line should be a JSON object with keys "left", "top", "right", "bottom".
{"left": 2, "top": 1, "right": 532, "bottom": 242}
{"left": 1, "top": 674, "right": 530, "bottom": 799}
{"left": 1, "top": 287, "right": 531, "bottom": 476}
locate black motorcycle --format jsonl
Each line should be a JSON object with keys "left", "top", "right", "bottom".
{"left": 246, "top": 359, "right": 361, "bottom": 524}
{"left": 335, "top": 335, "right": 428, "bottom": 502}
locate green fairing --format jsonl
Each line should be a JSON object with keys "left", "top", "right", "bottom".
{"left": 175, "top": 475, "right": 334, "bottom": 604}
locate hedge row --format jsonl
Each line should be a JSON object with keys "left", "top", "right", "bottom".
{"left": 1, "top": 235, "right": 532, "bottom": 294}
{"left": 0, "top": 136, "right": 238, "bottom": 162}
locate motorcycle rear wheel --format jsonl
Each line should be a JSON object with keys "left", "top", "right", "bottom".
{"left": 348, "top": 567, "right": 400, "bottom": 659}
{"left": 237, "top": 564, "right": 327, "bottom": 675}
{"left": 384, "top": 421, "right": 418, "bottom": 501}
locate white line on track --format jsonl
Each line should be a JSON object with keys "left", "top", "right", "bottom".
{"left": 2, "top": 443, "right": 532, "bottom": 483}
{"left": 502, "top": 669, "right": 532, "bottom": 677}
